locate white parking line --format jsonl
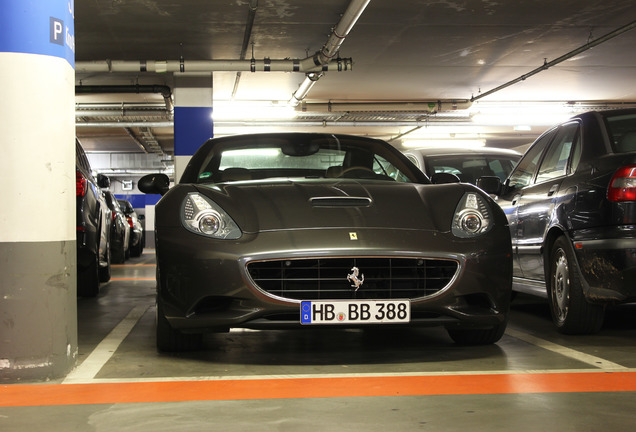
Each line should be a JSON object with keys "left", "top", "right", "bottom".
{"left": 63, "top": 306, "right": 628, "bottom": 384}
{"left": 505, "top": 328, "right": 628, "bottom": 370}
{"left": 63, "top": 304, "right": 149, "bottom": 384}
{"left": 62, "top": 367, "right": 636, "bottom": 385}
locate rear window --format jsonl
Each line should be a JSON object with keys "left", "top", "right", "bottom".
{"left": 425, "top": 154, "right": 519, "bottom": 184}
{"left": 606, "top": 113, "right": 636, "bottom": 153}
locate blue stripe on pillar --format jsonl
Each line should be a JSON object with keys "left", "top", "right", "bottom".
{"left": 174, "top": 106, "right": 214, "bottom": 156}
{"left": 0, "top": 1, "right": 75, "bottom": 67}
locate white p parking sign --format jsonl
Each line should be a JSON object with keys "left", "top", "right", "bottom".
{"left": 50, "top": 17, "right": 64, "bottom": 46}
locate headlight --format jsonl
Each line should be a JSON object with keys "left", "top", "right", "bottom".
{"left": 181, "top": 193, "right": 242, "bottom": 239}
{"left": 452, "top": 192, "right": 492, "bottom": 238}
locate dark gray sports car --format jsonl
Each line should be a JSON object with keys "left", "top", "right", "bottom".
{"left": 139, "top": 133, "right": 512, "bottom": 351}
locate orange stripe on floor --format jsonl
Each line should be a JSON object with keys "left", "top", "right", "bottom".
{"left": 109, "top": 277, "right": 155, "bottom": 281}
{"left": 2, "top": 372, "right": 636, "bottom": 407}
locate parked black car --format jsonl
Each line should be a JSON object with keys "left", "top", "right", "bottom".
{"left": 117, "top": 199, "right": 144, "bottom": 257}
{"left": 76, "top": 139, "right": 112, "bottom": 297}
{"left": 139, "top": 132, "right": 512, "bottom": 352}
{"left": 479, "top": 109, "right": 636, "bottom": 334}
{"left": 104, "top": 191, "right": 130, "bottom": 263}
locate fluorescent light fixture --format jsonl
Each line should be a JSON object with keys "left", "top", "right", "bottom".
{"left": 223, "top": 148, "right": 280, "bottom": 157}
{"left": 472, "top": 112, "right": 571, "bottom": 126}
{"left": 513, "top": 125, "right": 532, "bottom": 131}
{"left": 212, "top": 101, "right": 297, "bottom": 121}
{"left": 402, "top": 139, "right": 486, "bottom": 148}
{"left": 470, "top": 102, "right": 578, "bottom": 126}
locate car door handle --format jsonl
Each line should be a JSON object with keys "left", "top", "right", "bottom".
{"left": 547, "top": 184, "right": 559, "bottom": 196}
{"left": 511, "top": 194, "right": 521, "bottom": 206}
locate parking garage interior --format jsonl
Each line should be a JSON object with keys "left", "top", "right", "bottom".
{"left": 2, "top": 1, "right": 636, "bottom": 430}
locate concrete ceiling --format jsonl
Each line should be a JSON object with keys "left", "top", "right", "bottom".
{"left": 74, "top": 0, "right": 636, "bottom": 159}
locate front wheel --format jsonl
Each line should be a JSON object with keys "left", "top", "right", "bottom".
{"left": 548, "top": 236, "right": 604, "bottom": 334}
{"left": 130, "top": 236, "right": 143, "bottom": 257}
{"left": 447, "top": 321, "right": 507, "bottom": 345}
{"left": 78, "top": 252, "right": 100, "bottom": 297}
{"left": 156, "top": 301, "right": 203, "bottom": 352}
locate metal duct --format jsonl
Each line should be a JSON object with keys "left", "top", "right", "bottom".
{"left": 75, "top": 84, "right": 174, "bottom": 113}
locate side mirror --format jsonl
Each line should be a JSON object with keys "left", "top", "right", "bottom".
{"left": 476, "top": 176, "right": 502, "bottom": 195}
{"left": 97, "top": 173, "right": 110, "bottom": 189}
{"left": 139, "top": 173, "right": 170, "bottom": 195}
{"left": 431, "top": 172, "right": 460, "bottom": 184}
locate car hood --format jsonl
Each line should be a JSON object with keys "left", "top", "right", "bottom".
{"left": 193, "top": 180, "right": 468, "bottom": 234}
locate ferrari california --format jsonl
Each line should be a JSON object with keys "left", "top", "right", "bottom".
{"left": 139, "top": 133, "right": 512, "bottom": 351}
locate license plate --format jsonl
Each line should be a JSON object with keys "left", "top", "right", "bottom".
{"left": 300, "top": 300, "right": 410, "bottom": 325}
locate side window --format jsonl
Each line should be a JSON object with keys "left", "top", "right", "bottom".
{"left": 405, "top": 154, "right": 420, "bottom": 168}
{"left": 536, "top": 123, "right": 579, "bottom": 183}
{"left": 508, "top": 130, "right": 555, "bottom": 188}
{"left": 373, "top": 155, "right": 410, "bottom": 182}
{"left": 487, "top": 157, "right": 518, "bottom": 182}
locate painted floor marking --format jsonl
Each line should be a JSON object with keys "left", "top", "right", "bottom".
{"left": 3, "top": 371, "right": 636, "bottom": 407}
{"left": 55, "top": 367, "right": 636, "bottom": 385}
{"left": 63, "top": 305, "right": 149, "bottom": 384}
{"left": 505, "top": 328, "right": 628, "bottom": 370}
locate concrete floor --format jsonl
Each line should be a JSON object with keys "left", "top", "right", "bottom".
{"left": 2, "top": 249, "right": 636, "bottom": 431}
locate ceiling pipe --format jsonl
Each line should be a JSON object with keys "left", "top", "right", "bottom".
{"left": 76, "top": 121, "right": 174, "bottom": 128}
{"left": 472, "top": 19, "right": 636, "bottom": 102}
{"left": 75, "top": 84, "right": 174, "bottom": 113}
{"left": 289, "top": 0, "right": 371, "bottom": 106}
{"left": 232, "top": 0, "right": 258, "bottom": 99}
{"left": 75, "top": 58, "right": 350, "bottom": 74}
{"left": 123, "top": 127, "right": 149, "bottom": 153}
{"left": 299, "top": 100, "right": 473, "bottom": 112}
{"left": 75, "top": 109, "right": 170, "bottom": 117}
{"left": 77, "top": 120, "right": 478, "bottom": 128}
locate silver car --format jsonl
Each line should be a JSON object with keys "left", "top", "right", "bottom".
{"left": 403, "top": 146, "right": 521, "bottom": 184}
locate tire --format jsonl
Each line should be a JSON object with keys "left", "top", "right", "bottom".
{"left": 99, "top": 244, "right": 111, "bottom": 283}
{"left": 111, "top": 236, "right": 126, "bottom": 264}
{"left": 156, "top": 300, "right": 203, "bottom": 352}
{"left": 447, "top": 320, "right": 507, "bottom": 345}
{"left": 547, "top": 236, "right": 605, "bottom": 334}
{"left": 130, "top": 236, "right": 142, "bottom": 258}
{"left": 78, "top": 252, "right": 100, "bottom": 297}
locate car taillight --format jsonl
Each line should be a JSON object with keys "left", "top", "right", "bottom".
{"left": 608, "top": 165, "right": 636, "bottom": 202}
{"left": 76, "top": 170, "right": 88, "bottom": 197}
{"left": 127, "top": 217, "right": 134, "bottom": 228}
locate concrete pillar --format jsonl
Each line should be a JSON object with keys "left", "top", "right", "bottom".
{"left": 0, "top": 1, "right": 77, "bottom": 381}
{"left": 173, "top": 75, "right": 214, "bottom": 182}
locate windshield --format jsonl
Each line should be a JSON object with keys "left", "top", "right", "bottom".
{"left": 181, "top": 133, "right": 426, "bottom": 184}
{"left": 424, "top": 154, "right": 520, "bottom": 184}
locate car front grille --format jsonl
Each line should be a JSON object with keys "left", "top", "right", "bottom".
{"left": 246, "top": 257, "right": 458, "bottom": 301}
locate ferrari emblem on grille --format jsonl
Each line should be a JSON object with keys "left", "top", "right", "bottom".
{"left": 349, "top": 232, "right": 358, "bottom": 240}
{"left": 347, "top": 266, "right": 365, "bottom": 291}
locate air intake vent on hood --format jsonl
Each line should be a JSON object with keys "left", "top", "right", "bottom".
{"left": 310, "top": 197, "right": 372, "bottom": 207}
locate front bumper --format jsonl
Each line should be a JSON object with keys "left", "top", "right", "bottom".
{"left": 156, "top": 226, "right": 512, "bottom": 334}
